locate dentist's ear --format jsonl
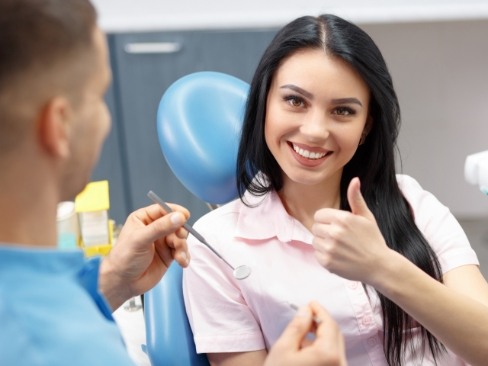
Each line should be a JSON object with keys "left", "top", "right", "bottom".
{"left": 37, "top": 96, "right": 72, "bottom": 158}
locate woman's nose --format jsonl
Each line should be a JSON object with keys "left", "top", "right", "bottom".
{"left": 300, "top": 110, "right": 329, "bottom": 141}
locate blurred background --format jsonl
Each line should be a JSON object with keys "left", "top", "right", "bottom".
{"left": 89, "top": 0, "right": 488, "bottom": 276}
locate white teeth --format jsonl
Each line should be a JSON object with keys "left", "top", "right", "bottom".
{"left": 292, "top": 144, "right": 327, "bottom": 159}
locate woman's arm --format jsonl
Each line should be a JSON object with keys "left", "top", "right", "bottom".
{"left": 312, "top": 177, "right": 488, "bottom": 365}
{"left": 208, "top": 350, "right": 267, "bottom": 366}
{"left": 370, "top": 255, "right": 488, "bottom": 365}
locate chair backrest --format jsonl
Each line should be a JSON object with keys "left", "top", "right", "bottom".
{"left": 144, "top": 71, "right": 249, "bottom": 366}
{"left": 144, "top": 263, "right": 209, "bottom": 366}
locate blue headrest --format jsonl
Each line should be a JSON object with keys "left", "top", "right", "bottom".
{"left": 157, "top": 71, "right": 249, "bottom": 204}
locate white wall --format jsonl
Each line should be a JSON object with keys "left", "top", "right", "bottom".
{"left": 362, "top": 20, "right": 488, "bottom": 218}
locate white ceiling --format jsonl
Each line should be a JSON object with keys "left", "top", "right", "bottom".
{"left": 91, "top": 0, "right": 488, "bottom": 32}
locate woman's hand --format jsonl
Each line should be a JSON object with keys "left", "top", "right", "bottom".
{"left": 311, "top": 177, "right": 393, "bottom": 284}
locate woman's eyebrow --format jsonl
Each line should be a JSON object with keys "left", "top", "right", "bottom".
{"left": 280, "top": 84, "right": 313, "bottom": 99}
{"left": 280, "top": 84, "right": 363, "bottom": 107}
{"left": 331, "top": 97, "right": 363, "bottom": 107}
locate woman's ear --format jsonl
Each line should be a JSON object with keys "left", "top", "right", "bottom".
{"left": 37, "top": 96, "right": 72, "bottom": 158}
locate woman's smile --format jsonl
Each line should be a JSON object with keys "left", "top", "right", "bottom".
{"left": 288, "top": 142, "right": 331, "bottom": 167}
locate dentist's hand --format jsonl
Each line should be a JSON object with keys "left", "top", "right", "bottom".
{"left": 99, "top": 203, "right": 190, "bottom": 310}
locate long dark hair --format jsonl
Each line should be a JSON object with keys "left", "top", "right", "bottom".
{"left": 236, "top": 14, "right": 445, "bottom": 365}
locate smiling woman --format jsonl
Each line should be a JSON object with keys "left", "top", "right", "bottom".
{"left": 264, "top": 48, "right": 370, "bottom": 185}
{"left": 182, "top": 13, "right": 488, "bottom": 366}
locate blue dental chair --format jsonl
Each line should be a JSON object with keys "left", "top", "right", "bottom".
{"left": 143, "top": 72, "right": 249, "bottom": 366}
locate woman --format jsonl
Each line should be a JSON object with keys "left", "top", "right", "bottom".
{"left": 183, "top": 14, "right": 488, "bottom": 366}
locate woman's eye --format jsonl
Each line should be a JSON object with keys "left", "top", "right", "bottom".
{"left": 284, "top": 95, "right": 305, "bottom": 108}
{"left": 334, "top": 106, "right": 355, "bottom": 116}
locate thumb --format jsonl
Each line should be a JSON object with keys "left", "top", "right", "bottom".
{"left": 347, "top": 177, "right": 374, "bottom": 220}
{"left": 137, "top": 211, "right": 187, "bottom": 245}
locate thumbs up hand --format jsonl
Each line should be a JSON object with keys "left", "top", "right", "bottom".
{"left": 311, "top": 177, "right": 392, "bottom": 283}
{"left": 346, "top": 177, "right": 375, "bottom": 219}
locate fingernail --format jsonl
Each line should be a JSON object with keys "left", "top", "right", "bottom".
{"left": 180, "top": 251, "right": 189, "bottom": 265}
{"left": 289, "top": 302, "right": 308, "bottom": 317}
{"left": 296, "top": 306, "right": 310, "bottom": 317}
{"left": 170, "top": 212, "right": 185, "bottom": 225}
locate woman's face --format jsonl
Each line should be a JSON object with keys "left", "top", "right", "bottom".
{"left": 265, "top": 48, "right": 370, "bottom": 189}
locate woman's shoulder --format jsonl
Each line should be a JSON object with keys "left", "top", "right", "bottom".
{"left": 396, "top": 173, "right": 449, "bottom": 214}
{"left": 395, "top": 176, "right": 477, "bottom": 272}
{"left": 396, "top": 174, "right": 423, "bottom": 191}
{"left": 396, "top": 173, "right": 452, "bottom": 221}
{"left": 396, "top": 174, "right": 435, "bottom": 201}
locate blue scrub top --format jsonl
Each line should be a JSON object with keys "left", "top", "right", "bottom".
{"left": 0, "top": 246, "right": 136, "bottom": 366}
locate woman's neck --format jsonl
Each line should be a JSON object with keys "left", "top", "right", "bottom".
{"left": 278, "top": 177, "right": 341, "bottom": 232}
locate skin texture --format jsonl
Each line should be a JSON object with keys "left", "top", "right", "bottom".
{"left": 57, "top": 26, "right": 113, "bottom": 201}
{"left": 265, "top": 302, "right": 346, "bottom": 366}
{"left": 265, "top": 49, "right": 370, "bottom": 232}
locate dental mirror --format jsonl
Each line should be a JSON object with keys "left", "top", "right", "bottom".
{"left": 147, "top": 190, "right": 251, "bottom": 280}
